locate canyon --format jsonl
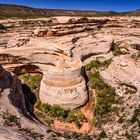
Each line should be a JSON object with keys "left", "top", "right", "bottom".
{"left": 0, "top": 15, "right": 140, "bottom": 140}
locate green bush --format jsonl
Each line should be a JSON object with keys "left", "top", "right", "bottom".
{"left": 18, "top": 73, "right": 30, "bottom": 81}
{"left": 40, "top": 103, "right": 68, "bottom": 118}
{"left": 85, "top": 59, "right": 101, "bottom": 71}
{"left": 93, "top": 87, "right": 116, "bottom": 116}
{"left": 18, "top": 73, "right": 42, "bottom": 90}
{"left": 74, "top": 120, "right": 81, "bottom": 129}
{"left": 113, "top": 48, "right": 124, "bottom": 56}
{"left": 27, "top": 74, "right": 42, "bottom": 90}
{"left": 66, "top": 111, "right": 85, "bottom": 123}
{"left": 66, "top": 111, "right": 76, "bottom": 122}
{"left": 99, "top": 130, "right": 107, "bottom": 138}
{"left": 88, "top": 71, "right": 116, "bottom": 116}
{"left": 91, "top": 72, "right": 108, "bottom": 89}
{"left": 112, "top": 43, "right": 125, "bottom": 56}
{"left": 45, "top": 119, "right": 54, "bottom": 126}
{"left": 85, "top": 59, "right": 112, "bottom": 71}
{"left": 3, "top": 114, "right": 20, "bottom": 127}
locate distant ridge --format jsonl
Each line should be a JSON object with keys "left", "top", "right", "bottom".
{"left": 0, "top": 4, "right": 139, "bottom": 18}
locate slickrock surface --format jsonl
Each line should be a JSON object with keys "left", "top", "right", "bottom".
{"left": 0, "top": 17, "right": 115, "bottom": 110}
{"left": 0, "top": 16, "right": 140, "bottom": 139}
{"left": 0, "top": 65, "right": 53, "bottom": 140}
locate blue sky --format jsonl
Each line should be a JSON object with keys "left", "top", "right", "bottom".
{"left": 0, "top": 0, "right": 139, "bottom": 12}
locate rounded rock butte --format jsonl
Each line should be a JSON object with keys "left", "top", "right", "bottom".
{"left": 39, "top": 59, "right": 88, "bottom": 110}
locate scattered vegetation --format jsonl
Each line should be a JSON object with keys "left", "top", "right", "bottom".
{"left": 2, "top": 113, "right": 21, "bottom": 128}
{"left": 18, "top": 128, "right": 44, "bottom": 140}
{"left": 87, "top": 70, "right": 116, "bottom": 116}
{"left": 18, "top": 73, "right": 42, "bottom": 94}
{"left": 46, "top": 128, "right": 93, "bottom": 140}
{"left": 112, "top": 43, "right": 125, "bottom": 56}
{"left": 85, "top": 58, "right": 112, "bottom": 71}
{"left": 99, "top": 130, "right": 107, "bottom": 138}
{"left": 85, "top": 59, "right": 116, "bottom": 128}
{"left": 18, "top": 72, "right": 86, "bottom": 129}
{"left": 45, "top": 119, "right": 54, "bottom": 127}
{"left": 2, "top": 112, "right": 44, "bottom": 139}
{"left": 66, "top": 110, "right": 86, "bottom": 128}
{"left": 35, "top": 102, "right": 86, "bottom": 128}
{"left": 131, "top": 106, "right": 140, "bottom": 130}
{"left": 40, "top": 103, "right": 68, "bottom": 119}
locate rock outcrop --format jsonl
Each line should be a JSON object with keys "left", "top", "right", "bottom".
{"left": 0, "top": 16, "right": 140, "bottom": 110}
{"left": 0, "top": 15, "right": 140, "bottom": 139}
{"left": 0, "top": 20, "right": 114, "bottom": 110}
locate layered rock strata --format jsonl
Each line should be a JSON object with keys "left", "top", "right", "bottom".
{"left": 0, "top": 17, "right": 140, "bottom": 110}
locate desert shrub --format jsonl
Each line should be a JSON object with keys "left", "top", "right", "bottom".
{"left": 112, "top": 43, "right": 125, "bottom": 56}
{"left": 85, "top": 59, "right": 101, "bottom": 71}
{"left": 18, "top": 73, "right": 42, "bottom": 90}
{"left": 85, "top": 59, "right": 112, "bottom": 71}
{"left": 99, "top": 130, "right": 107, "bottom": 138}
{"left": 41, "top": 103, "right": 68, "bottom": 118}
{"left": 66, "top": 111, "right": 85, "bottom": 129}
{"left": 18, "top": 73, "right": 30, "bottom": 81}
{"left": 74, "top": 120, "right": 81, "bottom": 128}
{"left": 18, "top": 128, "right": 44, "bottom": 139}
{"left": 66, "top": 111, "right": 85, "bottom": 122}
{"left": 93, "top": 87, "right": 116, "bottom": 116}
{"left": 100, "top": 59, "right": 112, "bottom": 67}
{"left": 91, "top": 72, "right": 108, "bottom": 89}
{"left": 3, "top": 114, "right": 20, "bottom": 128}
{"left": 131, "top": 106, "right": 140, "bottom": 127}
{"left": 18, "top": 73, "right": 42, "bottom": 101}
{"left": 117, "top": 116, "right": 124, "bottom": 123}
{"left": 113, "top": 48, "right": 124, "bottom": 56}
{"left": 66, "top": 111, "right": 76, "bottom": 122}
{"left": 45, "top": 119, "right": 54, "bottom": 126}
{"left": 27, "top": 74, "right": 42, "bottom": 90}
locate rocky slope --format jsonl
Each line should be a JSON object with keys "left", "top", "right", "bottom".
{"left": 0, "top": 65, "right": 52, "bottom": 140}
{"left": 0, "top": 4, "right": 96, "bottom": 18}
{"left": 0, "top": 4, "right": 140, "bottom": 19}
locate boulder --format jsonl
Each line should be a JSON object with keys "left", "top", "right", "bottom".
{"left": 33, "top": 27, "right": 53, "bottom": 37}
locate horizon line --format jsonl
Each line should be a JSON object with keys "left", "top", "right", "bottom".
{"left": 0, "top": 3, "right": 140, "bottom": 13}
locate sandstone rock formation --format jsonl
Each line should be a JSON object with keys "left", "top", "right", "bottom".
{"left": 0, "top": 31, "right": 113, "bottom": 110}
{"left": 0, "top": 65, "right": 53, "bottom": 139}
{"left": 0, "top": 16, "right": 140, "bottom": 139}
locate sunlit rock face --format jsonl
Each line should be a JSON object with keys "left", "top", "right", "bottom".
{"left": 39, "top": 59, "right": 88, "bottom": 110}
{"left": 0, "top": 17, "right": 122, "bottom": 110}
